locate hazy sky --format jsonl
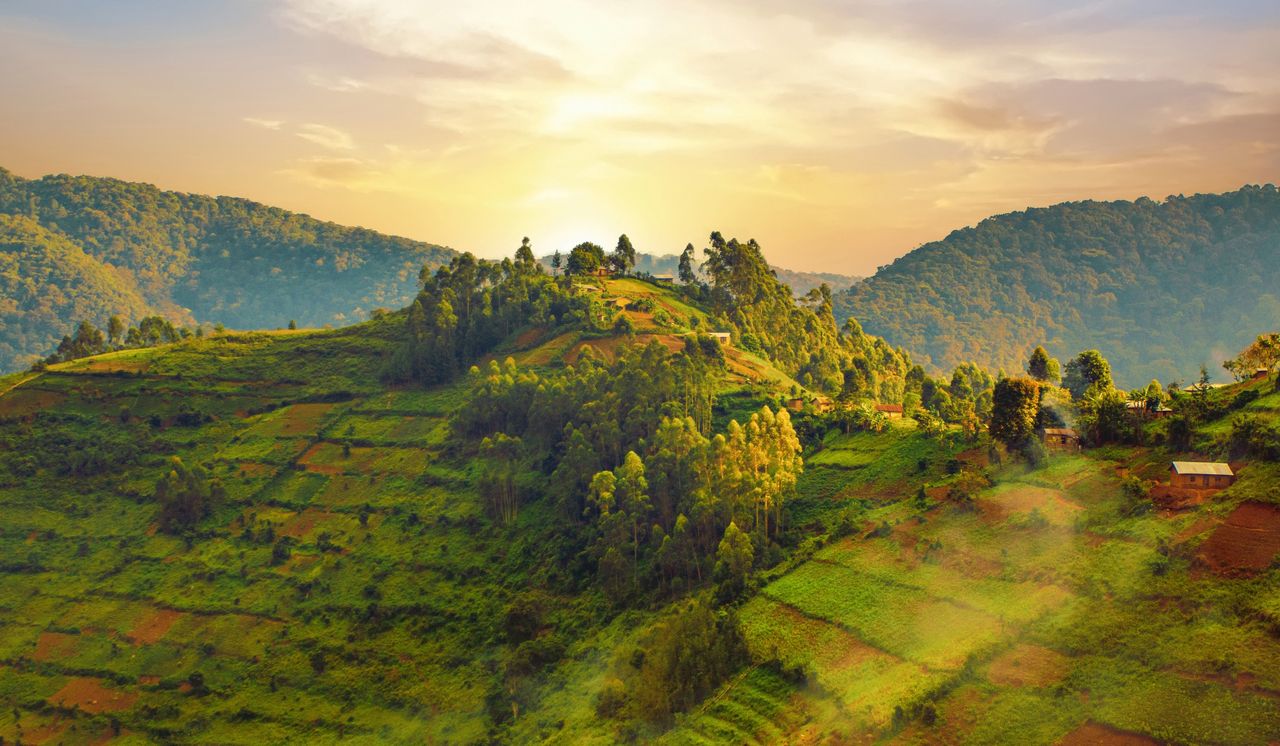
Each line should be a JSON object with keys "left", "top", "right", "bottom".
{"left": 1, "top": 1, "right": 1277, "bottom": 274}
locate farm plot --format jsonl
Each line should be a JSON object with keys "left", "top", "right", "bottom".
{"left": 298, "top": 442, "right": 434, "bottom": 477}
{"left": 761, "top": 561, "right": 1005, "bottom": 670}
{"left": 1196, "top": 501, "right": 1280, "bottom": 576}
{"left": 329, "top": 413, "right": 450, "bottom": 445}
{"left": 661, "top": 666, "right": 803, "bottom": 745}
{"left": 737, "top": 596, "right": 943, "bottom": 726}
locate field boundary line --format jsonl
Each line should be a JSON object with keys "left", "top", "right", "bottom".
{"left": 0, "top": 372, "right": 41, "bottom": 398}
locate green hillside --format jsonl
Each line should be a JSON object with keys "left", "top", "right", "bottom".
{"left": 0, "top": 167, "right": 456, "bottom": 371}
{"left": 0, "top": 215, "right": 154, "bottom": 368}
{"left": 833, "top": 184, "right": 1280, "bottom": 387}
{"left": 2, "top": 245, "right": 1279, "bottom": 744}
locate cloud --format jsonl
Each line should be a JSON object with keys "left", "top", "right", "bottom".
{"left": 296, "top": 123, "right": 355, "bottom": 149}
{"left": 243, "top": 117, "right": 285, "bottom": 130}
{"left": 282, "top": 155, "right": 381, "bottom": 189}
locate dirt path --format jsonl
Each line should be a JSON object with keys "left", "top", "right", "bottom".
{"left": 0, "top": 372, "right": 40, "bottom": 398}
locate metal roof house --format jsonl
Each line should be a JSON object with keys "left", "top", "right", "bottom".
{"left": 875, "top": 403, "right": 904, "bottom": 419}
{"left": 1043, "top": 427, "right": 1080, "bottom": 449}
{"left": 1169, "top": 461, "right": 1235, "bottom": 489}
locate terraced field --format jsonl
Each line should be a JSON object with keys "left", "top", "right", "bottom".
{"left": 0, "top": 323, "right": 546, "bottom": 743}
{"left": 679, "top": 435, "right": 1280, "bottom": 744}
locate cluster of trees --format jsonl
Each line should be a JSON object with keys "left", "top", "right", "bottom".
{"left": 835, "top": 184, "right": 1280, "bottom": 386}
{"left": 0, "top": 166, "right": 455, "bottom": 371}
{"left": 989, "top": 346, "right": 1141, "bottom": 456}
{"left": 548, "top": 235, "right": 639, "bottom": 277}
{"left": 385, "top": 245, "right": 585, "bottom": 384}
{"left": 42, "top": 314, "right": 191, "bottom": 364}
{"left": 1224, "top": 332, "right": 1279, "bottom": 380}
{"left": 153, "top": 456, "right": 224, "bottom": 533}
{"left": 597, "top": 597, "right": 746, "bottom": 725}
{"left": 989, "top": 341, "right": 1280, "bottom": 459}
{"left": 457, "top": 344, "right": 801, "bottom": 604}
{"left": 672, "top": 232, "right": 915, "bottom": 397}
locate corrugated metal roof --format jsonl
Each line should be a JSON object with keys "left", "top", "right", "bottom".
{"left": 1171, "top": 461, "right": 1233, "bottom": 476}
{"left": 876, "top": 404, "right": 904, "bottom": 412}
{"left": 1043, "top": 428, "right": 1077, "bottom": 436}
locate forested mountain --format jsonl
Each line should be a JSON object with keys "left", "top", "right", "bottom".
{"left": 539, "top": 250, "right": 861, "bottom": 296}
{"left": 833, "top": 185, "right": 1280, "bottom": 387}
{"left": 0, "top": 167, "right": 455, "bottom": 370}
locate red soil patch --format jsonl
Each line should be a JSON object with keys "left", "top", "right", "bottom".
{"left": 138, "top": 675, "right": 161, "bottom": 686}
{"left": 986, "top": 644, "right": 1070, "bottom": 687}
{"left": 1057, "top": 722, "right": 1159, "bottom": 745}
{"left": 48, "top": 677, "right": 137, "bottom": 714}
{"left": 33, "top": 631, "right": 79, "bottom": 662}
{"left": 277, "top": 403, "right": 334, "bottom": 435}
{"left": 0, "top": 388, "right": 64, "bottom": 417}
{"left": 278, "top": 508, "right": 331, "bottom": 539}
{"left": 128, "top": 608, "right": 184, "bottom": 645}
{"left": 76, "top": 358, "right": 150, "bottom": 374}
{"left": 234, "top": 462, "right": 276, "bottom": 477}
{"left": 1150, "top": 484, "right": 1219, "bottom": 510}
{"left": 1196, "top": 501, "right": 1280, "bottom": 576}
{"left": 298, "top": 442, "right": 343, "bottom": 474}
{"left": 513, "top": 326, "right": 547, "bottom": 349}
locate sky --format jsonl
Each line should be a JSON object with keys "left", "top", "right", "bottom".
{"left": 1, "top": 1, "right": 1277, "bottom": 275}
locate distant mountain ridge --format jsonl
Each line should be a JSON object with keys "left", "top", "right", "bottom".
{"left": 539, "top": 251, "right": 861, "bottom": 296}
{"left": 833, "top": 185, "right": 1280, "bottom": 387}
{"left": 0, "top": 167, "right": 456, "bottom": 370}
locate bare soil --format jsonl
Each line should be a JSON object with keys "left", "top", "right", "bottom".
{"left": 128, "top": 608, "right": 184, "bottom": 645}
{"left": 1196, "top": 501, "right": 1280, "bottom": 576}
{"left": 33, "top": 631, "right": 79, "bottom": 662}
{"left": 48, "top": 677, "right": 138, "bottom": 714}
{"left": 986, "top": 644, "right": 1070, "bottom": 688}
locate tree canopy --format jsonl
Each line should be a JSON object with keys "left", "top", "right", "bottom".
{"left": 0, "top": 167, "right": 455, "bottom": 371}
{"left": 833, "top": 185, "right": 1280, "bottom": 387}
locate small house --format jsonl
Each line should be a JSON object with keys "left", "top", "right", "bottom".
{"left": 1252, "top": 368, "right": 1272, "bottom": 381}
{"left": 592, "top": 266, "right": 613, "bottom": 278}
{"left": 1169, "top": 461, "right": 1234, "bottom": 490}
{"left": 1043, "top": 427, "right": 1080, "bottom": 450}
{"left": 1152, "top": 406, "right": 1173, "bottom": 419}
{"left": 814, "top": 396, "right": 835, "bottom": 413}
{"left": 653, "top": 274, "right": 675, "bottom": 284}
{"left": 785, "top": 397, "right": 805, "bottom": 412}
{"left": 709, "top": 331, "right": 731, "bottom": 347}
{"left": 875, "top": 403, "right": 904, "bottom": 420}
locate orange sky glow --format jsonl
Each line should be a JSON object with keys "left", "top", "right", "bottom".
{"left": 1, "top": 0, "right": 1277, "bottom": 274}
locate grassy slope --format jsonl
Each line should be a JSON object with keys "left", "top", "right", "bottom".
{"left": 0, "top": 319, "right": 612, "bottom": 743}
{"left": 665, "top": 381, "right": 1280, "bottom": 744}
{"left": 0, "top": 281, "right": 801, "bottom": 745}
{"left": 3, "top": 291, "right": 1278, "bottom": 744}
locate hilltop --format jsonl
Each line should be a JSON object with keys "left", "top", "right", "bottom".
{"left": 833, "top": 184, "right": 1280, "bottom": 387}
{"left": 543, "top": 251, "right": 862, "bottom": 297}
{"left": 0, "top": 167, "right": 456, "bottom": 371}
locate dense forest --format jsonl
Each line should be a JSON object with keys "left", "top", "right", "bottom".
{"left": 0, "top": 167, "right": 456, "bottom": 370}
{"left": 834, "top": 184, "right": 1280, "bottom": 387}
